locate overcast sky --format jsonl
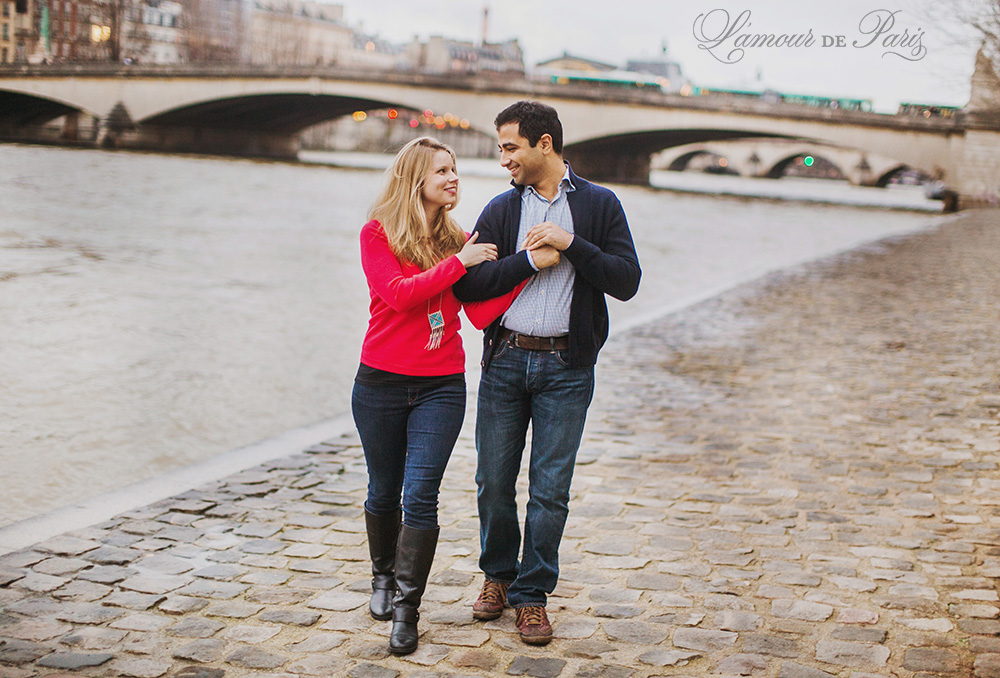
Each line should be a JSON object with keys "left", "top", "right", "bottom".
{"left": 339, "top": 0, "right": 980, "bottom": 113}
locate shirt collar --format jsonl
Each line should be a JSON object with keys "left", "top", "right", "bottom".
{"left": 523, "top": 163, "right": 576, "bottom": 199}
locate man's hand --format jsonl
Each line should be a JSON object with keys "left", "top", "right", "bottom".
{"left": 523, "top": 221, "right": 573, "bottom": 251}
{"left": 529, "top": 245, "right": 560, "bottom": 269}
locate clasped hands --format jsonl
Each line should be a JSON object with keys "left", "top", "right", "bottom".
{"left": 458, "top": 222, "right": 572, "bottom": 270}
{"left": 522, "top": 221, "right": 572, "bottom": 270}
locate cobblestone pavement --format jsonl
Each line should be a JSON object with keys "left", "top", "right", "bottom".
{"left": 3, "top": 211, "right": 1000, "bottom": 678}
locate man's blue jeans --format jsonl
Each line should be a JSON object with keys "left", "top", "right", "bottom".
{"left": 352, "top": 381, "right": 465, "bottom": 530}
{"left": 476, "top": 341, "right": 595, "bottom": 608}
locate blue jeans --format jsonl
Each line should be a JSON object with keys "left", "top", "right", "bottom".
{"left": 352, "top": 381, "right": 465, "bottom": 531}
{"left": 476, "top": 341, "right": 595, "bottom": 608}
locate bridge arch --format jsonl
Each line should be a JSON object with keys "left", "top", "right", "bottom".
{"left": 143, "top": 93, "right": 397, "bottom": 132}
{"left": 764, "top": 152, "right": 847, "bottom": 180}
{"left": 667, "top": 149, "right": 725, "bottom": 172}
{"left": 874, "top": 164, "right": 916, "bottom": 188}
{"left": 562, "top": 128, "right": 797, "bottom": 185}
{"left": 132, "top": 90, "right": 504, "bottom": 157}
{"left": 0, "top": 89, "right": 90, "bottom": 128}
{"left": 140, "top": 92, "right": 500, "bottom": 142}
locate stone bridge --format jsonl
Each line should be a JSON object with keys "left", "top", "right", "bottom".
{"left": 658, "top": 142, "right": 911, "bottom": 187}
{"left": 1, "top": 61, "right": 998, "bottom": 205}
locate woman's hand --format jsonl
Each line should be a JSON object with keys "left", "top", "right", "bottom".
{"left": 456, "top": 232, "right": 498, "bottom": 268}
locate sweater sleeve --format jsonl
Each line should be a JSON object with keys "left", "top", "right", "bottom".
{"left": 360, "top": 221, "right": 467, "bottom": 313}
{"left": 452, "top": 199, "right": 535, "bottom": 303}
{"left": 461, "top": 279, "right": 528, "bottom": 330}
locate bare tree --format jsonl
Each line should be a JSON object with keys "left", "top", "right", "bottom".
{"left": 908, "top": 0, "right": 1000, "bottom": 65}
{"left": 179, "top": 0, "right": 242, "bottom": 63}
{"left": 250, "top": 7, "right": 308, "bottom": 65}
{"left": 903, "top": 0, "right": 1000, "bottom": 108}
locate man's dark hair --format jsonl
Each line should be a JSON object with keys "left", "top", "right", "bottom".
{"left": 495, "top": 101, "right": 563, "bottom": 154}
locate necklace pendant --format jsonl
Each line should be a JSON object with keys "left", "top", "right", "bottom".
{"left": 425, "top": 310, "right": 444, "bottom": 350}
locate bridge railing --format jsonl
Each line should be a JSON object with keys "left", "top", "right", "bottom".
{"left": 0, "top": 63, "right": 967, "bottom": 131}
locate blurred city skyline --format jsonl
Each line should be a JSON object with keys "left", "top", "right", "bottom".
{"left": 340, "top": 0, "right": 980, "bottom": 113}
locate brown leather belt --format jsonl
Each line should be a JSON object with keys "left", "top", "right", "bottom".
{"left": 498, "top": 328, "right": 569, "bottom": 351}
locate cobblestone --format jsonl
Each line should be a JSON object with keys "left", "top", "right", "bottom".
{"left": 3, "top": 212, "right": 1000, "bottom": 675}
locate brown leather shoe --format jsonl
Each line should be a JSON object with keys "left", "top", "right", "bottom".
{"left": 472, "top": 579, "right": 509, "bottom": 620}
{"left": 515, "top": 605, "right": 552, "bottom": 645}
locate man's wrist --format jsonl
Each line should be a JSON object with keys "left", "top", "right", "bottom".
{"left": 525, "top": 249, "right": 539, "bottom": 271}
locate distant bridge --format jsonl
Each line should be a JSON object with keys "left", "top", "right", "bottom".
{"left": 658, "top": 141, "right": 913, "bottom": 187}
{"left": 1, "top": 64, "right": 997, "bottom": 205}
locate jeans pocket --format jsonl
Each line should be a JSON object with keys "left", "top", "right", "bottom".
{"left": 491, "top": 338, "right": 510, "bottom": 361}
{"left": 554, "top": 349, "right": 571, "bottom": 368}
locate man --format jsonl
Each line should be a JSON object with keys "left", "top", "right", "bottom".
{"left": 452, "top": 101, "right": 641, "bottom": 645}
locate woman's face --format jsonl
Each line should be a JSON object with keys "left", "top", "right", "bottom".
{"left": 421, "top": 150, "right": 459, "bottom": 216}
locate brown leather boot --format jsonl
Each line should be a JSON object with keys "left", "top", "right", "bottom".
{"left": 515, "top": 605, "right": 553, "bottom": 645}
{"left": 472, "top": 578, "right": 509, "bottom": 620}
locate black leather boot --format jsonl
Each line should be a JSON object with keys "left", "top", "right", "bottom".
{"left": 364, "top": 508, "right": 400, "bottom": 621}
{"left": 389, "top": 524, "right": 439, "bottom": 655}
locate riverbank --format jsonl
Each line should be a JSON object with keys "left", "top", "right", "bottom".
{"left": 1, "top": 143, "right": 940, "bottom": 527}
{"left": 2, "top": 211, "right": 999, "bottom": 676}
{"left": 648, "top": 170, "right": 944, "bottom": 212}
{"left": 300, "top": 149, "right": 947, "bottom": 212}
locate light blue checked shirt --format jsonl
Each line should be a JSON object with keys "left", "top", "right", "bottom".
{"left": 501, "top": 166, "right": 576, "bottom": 337}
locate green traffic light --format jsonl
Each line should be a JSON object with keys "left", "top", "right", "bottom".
{"left": 804, "top": 156, "right": 815, "bottom": 167}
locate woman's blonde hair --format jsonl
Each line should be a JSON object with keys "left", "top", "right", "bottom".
{"left": 368, "top": 137, "right": 466, "bottom": 270}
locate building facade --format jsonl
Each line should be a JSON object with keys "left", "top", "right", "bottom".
{"left": 137, "top": 0, "right": 183, "bottom": 63}
{"left": 339, "top": 31, "right": 402, "bottom": 70}
{"left": 626, "top": 43, "right": 689, "bottom": 94}
{"left": 535, "top": 51, "right": 616, "bottom": 73}
{"left": 248, "top": 0, "right": 349, "bottom": 65}
{"left": 5, "top": 0, "right": 527, "bottom": 75}
{"left": 406, "top": 35, "right": 523, "bottom": 75}
{"left": 12, "top": 0, "right": 38, "bottom": 62}
{"left": 2, "top": 0, "right": 15, "bottom": 62}
{"left": 9, "top": 0, "right": 151, "bottom": 63}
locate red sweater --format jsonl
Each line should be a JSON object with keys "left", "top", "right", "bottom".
{"left": 359, "top": 219, "right": 523, "bottom": 376}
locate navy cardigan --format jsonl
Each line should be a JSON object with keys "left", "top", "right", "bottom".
{"left": 452, "top": 165, "right": 641, "bottom": 370}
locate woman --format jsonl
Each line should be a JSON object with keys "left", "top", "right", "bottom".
{"left": 354, "top": 137, "right": 521, "bottom": 655}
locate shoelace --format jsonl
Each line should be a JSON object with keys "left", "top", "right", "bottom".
{"left": 479, "top": 582, "right": 506, "bottom": 607}
{"left": 517, "top": 606, "right": 546, "bottom": 626}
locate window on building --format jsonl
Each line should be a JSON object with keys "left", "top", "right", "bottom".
{"left": 2, "top": 3, "right": 10, "bottom": 17}
{"left": 2, "top": 23, "right": 8, "bottom": 40}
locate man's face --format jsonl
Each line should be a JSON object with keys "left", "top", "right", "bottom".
{"left": 497, "top": 122, "right": 546, "bottom": 187}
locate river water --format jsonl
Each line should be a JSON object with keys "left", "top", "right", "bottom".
{"left": 1, "top": 143, "right": 947, "bottom": 528}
